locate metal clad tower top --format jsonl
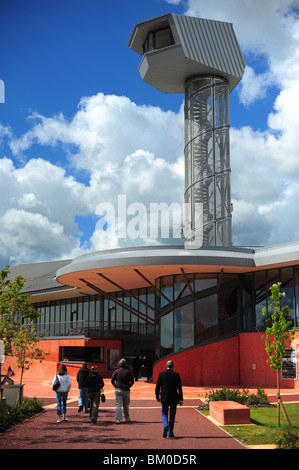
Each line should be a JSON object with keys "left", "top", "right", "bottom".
{"left": 128, "top": 13, "right": 245, "bottom": 93}
{"left": 129, "top": 13, "right": 245, "bottom": 247}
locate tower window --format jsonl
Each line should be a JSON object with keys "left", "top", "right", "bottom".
{"left": 143, "top": 27, "right": 174, "bottom": 53}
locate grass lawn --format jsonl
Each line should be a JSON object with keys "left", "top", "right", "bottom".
{"left": 199, "top": 403, "right": 299, "bottom": 448}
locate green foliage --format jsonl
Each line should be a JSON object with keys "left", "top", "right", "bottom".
{"left": 0, "top": 397, "right": 43, "bottom": 433}
{"left": 262, "top": 282, "right": 295, "bottom": 372}
{"left": 205, "top": 387, "right": 269, "bottom": 406}
{"left": 0, "top": 266, "right": 43, "bottom": 352}
{"left": 276, "top": 429, "right": 299, "bottom": 449}
{"left": 0, "top": 266, "right": 48, "bottom": 398}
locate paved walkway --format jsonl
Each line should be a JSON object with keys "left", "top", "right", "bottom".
{"left": 1, "top": 375, "right": 298, "bottom": 455}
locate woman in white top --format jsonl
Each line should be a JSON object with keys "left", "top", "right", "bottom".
{"left": 52, "top": 364, "right": 72, "bottom": 423}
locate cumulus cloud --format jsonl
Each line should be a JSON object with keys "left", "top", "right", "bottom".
{"left": 1, "top": 0, "right": 299, "bottom": 267}
{"left": 0, "top": 94, "right": 185, "bottom": 266}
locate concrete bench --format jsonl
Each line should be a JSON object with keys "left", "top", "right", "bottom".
{"left": 209, "top": 400, "right": 250, "bottom": 425}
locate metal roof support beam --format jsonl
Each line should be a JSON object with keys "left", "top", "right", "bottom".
{"left": 97, "top": 272, "right": 157, "bottom": 314}
{"left": 217, "top": 268, "right": 224, "bottom": 289}
{"left": 180, "top": 267, "right": 194, "bottom": 296}
{"left": 79, "top": 278, "right": 154, "bottom": 325}
{"left": 134, "top": 269, "right": 173, "bottom": 304}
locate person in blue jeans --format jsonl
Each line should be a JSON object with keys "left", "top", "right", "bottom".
{"left": 155, "top": 360, "right": 183, "bottom": 438}
{"left": 52, "top": 364, "right": 72, "bottom": 423}
{"left": 76, "top": 362, "right": 89, "bottom": 413}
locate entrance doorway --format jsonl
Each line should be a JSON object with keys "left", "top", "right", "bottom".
{"left": 122, "top": 335, "right": 155, "bottom": 379}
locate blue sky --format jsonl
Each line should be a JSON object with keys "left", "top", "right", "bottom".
{"left": 1, "top": 0, "right": 299, "bottom": 268}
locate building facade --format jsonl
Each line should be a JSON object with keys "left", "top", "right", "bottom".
{"left": 7, "top": 242, "right": 299, "bottom": 388}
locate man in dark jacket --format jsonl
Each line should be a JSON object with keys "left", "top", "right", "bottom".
{"left": 111, "top": 358, "right": 134, "bottom": 423}
{"left": 155, "top": 360, "right": 183, "bottom": 438}
{"left": 76, "top": 362, "right": 89, "bottom": 413}
{"left": 131, "top": 354, "right": 142, "bottom": 381}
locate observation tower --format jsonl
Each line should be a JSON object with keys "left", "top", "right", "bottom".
{"left": 129, "top": 13, "right": 245, "bottom": 247}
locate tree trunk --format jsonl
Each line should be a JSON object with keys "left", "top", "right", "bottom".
{"left": 276, "top": 369, "right": 292, "bottom": 427}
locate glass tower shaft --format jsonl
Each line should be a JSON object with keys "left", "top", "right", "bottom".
{"left": 184, "top": 76, "right": 232, "bottom": 247}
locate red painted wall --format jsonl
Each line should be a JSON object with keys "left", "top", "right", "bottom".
{"left": 239, "top": 332, "right": 299, "bottom": 389}
{"left": 153, "top": 336, "right": 240, "bottom": 386}
{"left": 4, "top": 332, "right": 298, "bottom": 389}
{"left": 153, "top": 332, "right": 299, "bottom": 389}
{"left": 3, "top": 337, "right": 122, "bottom": 380}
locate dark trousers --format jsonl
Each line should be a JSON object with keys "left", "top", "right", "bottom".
{"left": 88, "top": 391, "right": 100, "bottom": 422}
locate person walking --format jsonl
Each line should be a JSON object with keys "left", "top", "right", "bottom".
{"left": 155, "top": 360, "right": 183, "bottom": 438}
{"left": 52, "top": 364, "right": 72, "bottom": 423}
{"left": 76, "top": 362, "right": 89, "bottom": 413}
{"left": 111, "top": 358, "right": 134, "bottom": 423}
{"left": 131, "top": 354, "right": 142, "bottom": 381}
{"left": 86, "top": 366, "right": 104, "bottom": 424}
{"left": 143, "top": 354, "right": 153, "bottom": 380}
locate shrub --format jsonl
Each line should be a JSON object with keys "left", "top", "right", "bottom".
{"left": 276, "top": 429, "right": 299, "bottom": 449}
{"left": 0, "top": 397, "right": 43, "bottom": 433}
{"left": 205, "top": 387, "right": 269, "bottom": 407}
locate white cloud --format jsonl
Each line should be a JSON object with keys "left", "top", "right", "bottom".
{"left": 1, "top": 95, "right": 185, "bottom": 266}
{"left": 1, "top": 0, "right": 299, "bottom": 265}
{"left": 238, "top": 66, "right": 273, "bottom": 106}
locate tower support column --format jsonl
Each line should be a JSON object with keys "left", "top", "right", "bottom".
{"left": 184, "top": 76, "right": 232, "bottom": 247}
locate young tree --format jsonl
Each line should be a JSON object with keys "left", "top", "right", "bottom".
{"left": 12, "top": 324, "right": 48, "bottom": 404}
{"left": 0, "top": 266, "right": 47, "bottom": 405}
{"left": 262, "top": 282, "right": 296, "bottom": 427}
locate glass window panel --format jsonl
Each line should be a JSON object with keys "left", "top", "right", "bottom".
{"left": 45, "top": 304, "right": 50, "bottom": 325}
{"left": 155, "top": 27, "right": 173, "bottom": 49}
{"left": 160, "top": 275, "right": 173, "bottom": 308}
{"left": 195, "top": 294, "right": 217, "bottom": 343}
{"left": 174, "top": 303, "right": 194, "bottom": 351}
{"left": 280, "top": 267, "right": 294, "bottom": 325}
{"left": 66, "top": 299, "right": 72, "bottom": 323}
{"left": 218, "top": 287, "right": 238, "bottom": 336}
{"left": 160, "top": 311, "right": 173, "bottom": 356}
{"left": 147, "top": 293, "right": 155, "bottom": 320}
{"left": 60, "top": 346, "right": 104, "bottom": 363}
{"left": 174, "top": 274, "right": 194, "bottom": 300}
{"left": 194, "top": 274, "right": 217, "bottom": 292}
{"left": 60, "top": 301, "right": 66, "bottom": 323}
{"left": 131, "top": 313, "right": 139, "bottom": 333}
{"left": 264, "top": 269, "right": 279, "bottom": 327}
{"left": 77, "top": 298, "right": 83, "bottom": 322}
{"left": 89, "top": 297, "right": 95, "bottom": 323}
{"left": 116, "top": 303, "right": 122, "bottom": 326}
{"left": 242, "top": 274, "right": 254, "bottom": 331}
{"left": 123, "top": 295, "right": 130, "bottom": 327}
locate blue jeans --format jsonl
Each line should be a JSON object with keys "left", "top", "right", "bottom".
{"left": 78, "top": 387, "right": 89, "bottom": 412}
{"left": 56, "top": 391, "right": 68, "bottom": 416}
{"left": 161, "top": 402, "right": 177, "bottom": 435}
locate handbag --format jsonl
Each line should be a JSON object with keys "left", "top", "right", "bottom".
{"left": 101, "top": 393, "right": 105, "bottom": 403}
{"left": 52, "top": 374, "right": 60, "bottom": 391}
